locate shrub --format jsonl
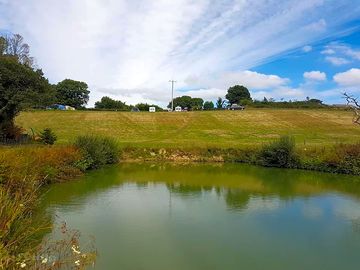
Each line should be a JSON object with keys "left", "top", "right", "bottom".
{"left": 74, "top": 136, "right": 119, "bottom": 170}
{"left": 324, "top": 143, "right": 360, "bottom": 175}
{"left": 39, "top": 128, "right": 57, "bottom": 145}
{"left": 258, "top": 136, "right": 299, "bottom": 168}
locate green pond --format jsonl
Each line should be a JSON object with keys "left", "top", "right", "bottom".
{"left": 41, "top": 163, "right": 360, "bottom": 270}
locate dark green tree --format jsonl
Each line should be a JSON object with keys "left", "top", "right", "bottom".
{"left": 225, "top": 85, "right": 251, "bottom": 105}
{"left": 0, "top": 56, "right": 53, "bottom": 138}
{"left": 135, "top": 103, "right": 163, "bottom": 111}
{"left": 216, "top": 97, "right": 225, "bottom": 109}
{"left": 168, "top": 96, "right": 203, "bottom": 110}
{"left": 168, "top": 95, "right": 192, "bottom": 109}
{"left": 94, "top": 96, "right": 129, "bottom": 110}
{"left": 203, "top": 101, "right": 214, "bottom": 110}
{"left": 39, "top": 128, "right": 57, "bottom": 145}
{"left": 56, "top": 79, "right": 90, "bottom": 109}
{"left": 190, "top": 98, "right": 204, "bottom": 110}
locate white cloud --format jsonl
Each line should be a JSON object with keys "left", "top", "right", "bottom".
{"left": 302, "top": 45, "right": 312, "bottom": 52}
{"left": 333, "top": 68, "right": 360, "bottom": 87}
{"left": 325, "top": 56, "right": 351, "bottom": 66}
{"left": 303, "top": 71, "right": 326, "bottom": 81}
{"left": 213, "top": 70, "right": 289, "bottom": 90}
{"left": 1, "top": 0, "right": 360, "bottom": 105}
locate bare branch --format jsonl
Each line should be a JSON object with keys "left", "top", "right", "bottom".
{"left": 343, "top": 92, "right": 360, "bottom": 125}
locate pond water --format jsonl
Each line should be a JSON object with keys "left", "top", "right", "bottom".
{"left": 41, "top": 163, "right": 360, "bottom": 270}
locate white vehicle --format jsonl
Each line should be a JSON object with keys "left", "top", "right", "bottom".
{"left": 149, "top": 106, "right": 156, "bottom": 112}
{"left": 175, "top": 106, "right": 182, "bottom": 112}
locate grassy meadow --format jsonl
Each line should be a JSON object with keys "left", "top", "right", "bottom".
{"left": 16, "top": 109, "right": 360, "bottom": 148}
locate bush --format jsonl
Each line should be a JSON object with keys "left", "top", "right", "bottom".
{"left": 258, "top": 136, "right": 299, "bottom": 168}
{"left": 39, "top": 128, "right": 57, "bottom": 145}
{"left": 323, "top": 143, "right": 360, "bottom": 174}
{"left": 74, "top": 136, "right": 119, "bottom": 170}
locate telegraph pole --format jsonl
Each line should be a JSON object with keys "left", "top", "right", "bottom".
{"left": 169, "top": 80, "right": 176, "bottom": 111}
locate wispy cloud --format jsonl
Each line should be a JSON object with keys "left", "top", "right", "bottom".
{"left": 1, "top": 0, "right": 360, "bottom": 105}
{"left": 302, "top": 45, "right": 313, "bottom": 53}
{"left": 322, "top": 43, "right": 360, "bottom": 66}
{"left": 325, "top": 56, "right": 351, "bottom": 66}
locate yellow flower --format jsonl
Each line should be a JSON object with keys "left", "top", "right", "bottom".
{"left": 20, "top": 262, "right": 26, "bottom": 268}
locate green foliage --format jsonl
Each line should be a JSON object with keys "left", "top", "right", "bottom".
{"left": 95, "top": 96, "right": 129, "bottom": 111}
{"left": 203, "top": 101, "right": 215, "bottom": 110}
{"left": 135, "top": 103, "right": 163, "bottom": 111}
{"left": 168, "top": 95, "right": 204, "bottom": 110}
{"left": 39, "top": 128, "right": 57, "bottom": 145}
{"left": 191, "top": 98, "right": 204, "bottom": 110}
{"left": 75, "top": 136, "right": 119, "bottom": 170}
{"left": 323, "top": 143, "right": 360, "bottom": 174}
{"left": 216, "top": 97, "right": 225, "bottom": 109}
{"left": 225, "top": 85, "right": 252, "bottom": 105}
{"left": 258, "top": 136, "right": 299, "bottom": 168}
{"left": 56, "top": 79, "right": 90, "bottom": 109}
{"left": 0, "top": 56, "right": 53, "bottom": 138}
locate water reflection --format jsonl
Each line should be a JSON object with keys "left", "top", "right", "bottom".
{"left": 39, "top": 163, "right": 360, "bottom": 270}
{"left": 40, "top": 162, "right": 360, "bottom": 220}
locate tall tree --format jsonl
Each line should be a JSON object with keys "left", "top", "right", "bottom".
{"left": 56, "top": 79, "right": 90, "bottom": 109}
{"left": 0, "top": 56, "right": 52, "bottom": 138}
{"left": 225, "top": 85, "right": 252, "bottom": 105}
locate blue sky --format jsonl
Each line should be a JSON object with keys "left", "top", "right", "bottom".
{"left": 1, "top": 0, "right": 360, "bottom": 106}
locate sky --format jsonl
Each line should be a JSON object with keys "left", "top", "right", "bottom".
{"left": 1, "top": 0, "right": 360, "bottom": 107}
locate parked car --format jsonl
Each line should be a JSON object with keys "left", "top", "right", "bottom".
{"left": 229, "top": 104, "right": 245, "bottom": 110}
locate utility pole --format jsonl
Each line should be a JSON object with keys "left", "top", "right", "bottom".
{"left": 169, "top": 80, "right": 176, "bottom": 111}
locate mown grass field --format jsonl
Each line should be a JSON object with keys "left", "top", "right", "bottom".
{"left": 16, "top": 109, "right": 360, "bottom": 148}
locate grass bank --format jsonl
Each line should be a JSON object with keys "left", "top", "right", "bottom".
{"left": 119, "top": 140, "right": 360, "bottom": 175}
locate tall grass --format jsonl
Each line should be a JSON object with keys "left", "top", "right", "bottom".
{"left": 0, "top": 146, "right": 96, "bottom": 269}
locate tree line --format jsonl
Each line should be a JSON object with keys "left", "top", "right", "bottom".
{"left": 166, "top": 85, "right": 325, "bottom": 111}
{"left": 94, "top": 96, "right": 163, "bottom": 112}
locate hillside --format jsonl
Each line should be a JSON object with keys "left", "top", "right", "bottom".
{"left": 16, "top": 109, "right": 360, "bottom": 148}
